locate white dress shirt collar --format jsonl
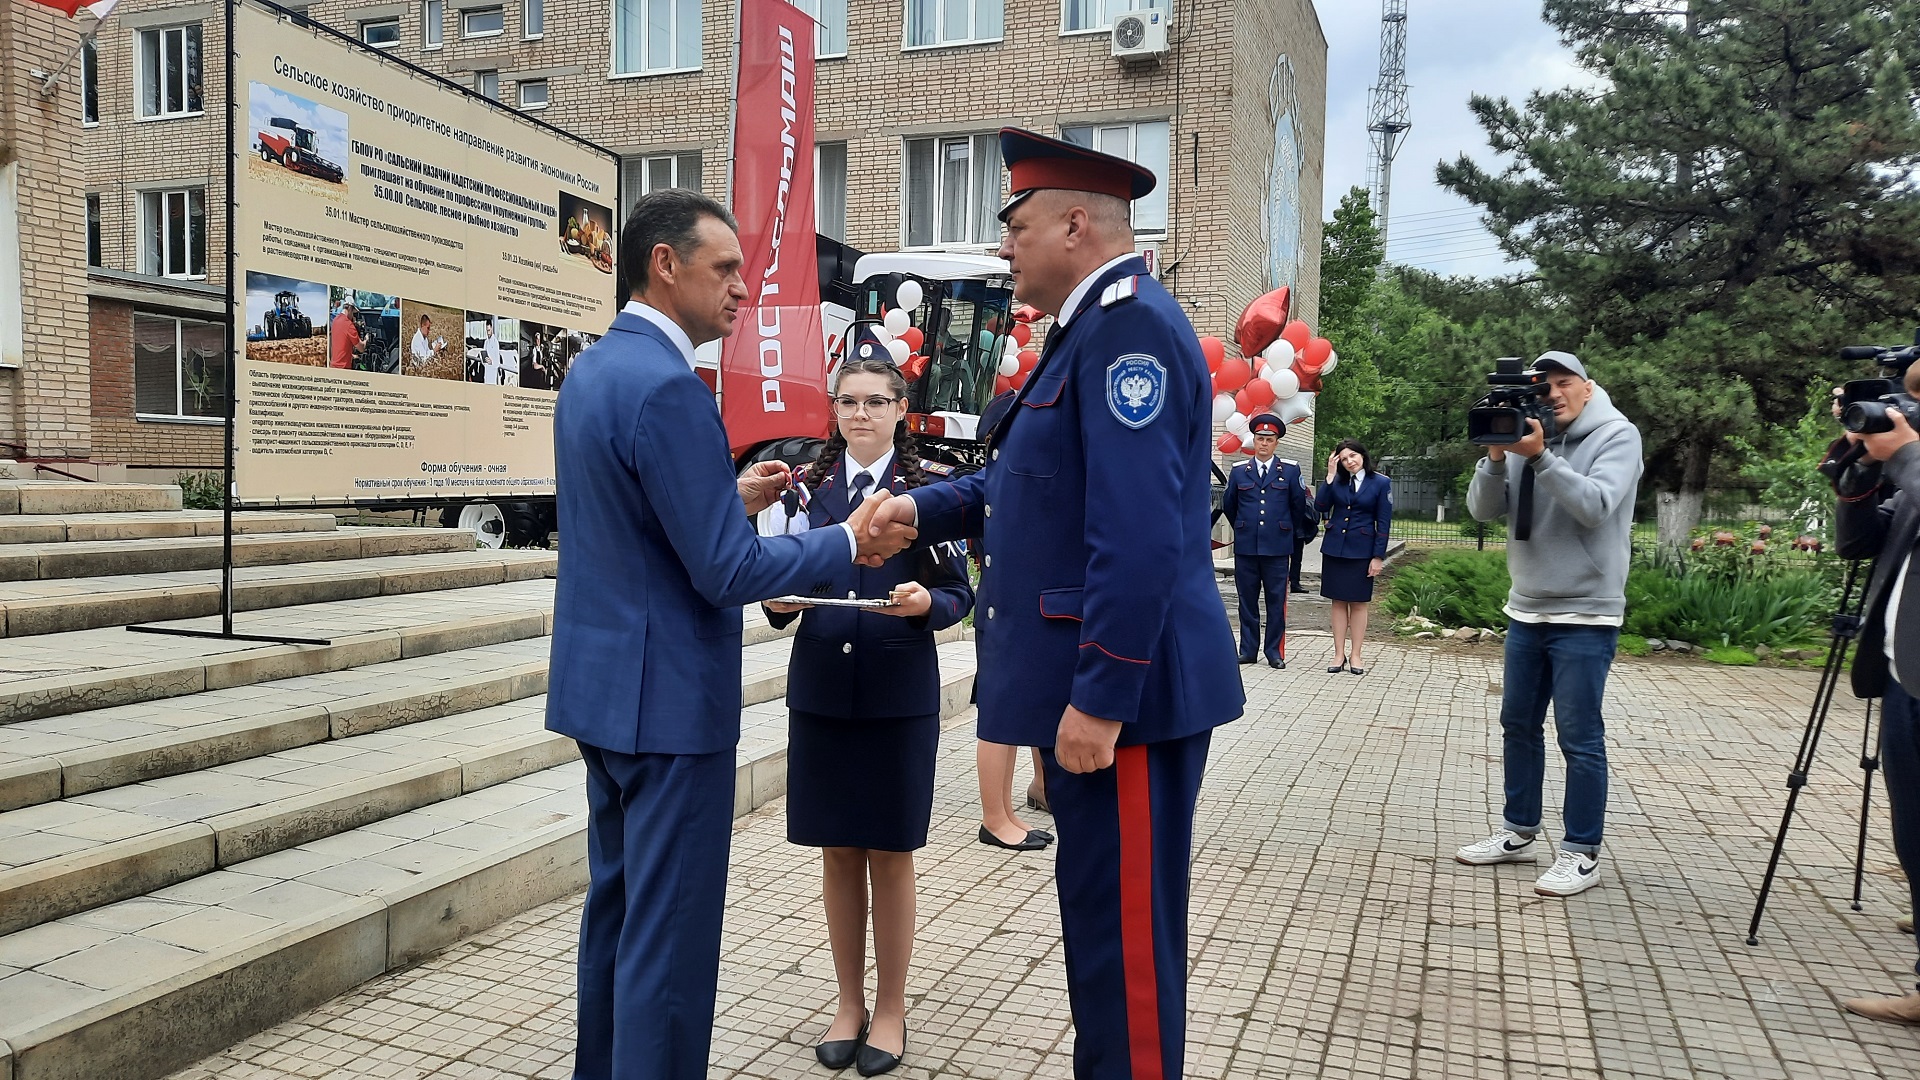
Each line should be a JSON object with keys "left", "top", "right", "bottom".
{"left": 622, "top": 299, "right": 699, "bottom": 370}
{"left": 1055, "top": 253, "right": 1143, "bottom": 328}
{"left": 1352, "top": 470, "right": 1368, "bottom": 491}
{"left": 843, "top": 448, "right": 896, "bottom": 493}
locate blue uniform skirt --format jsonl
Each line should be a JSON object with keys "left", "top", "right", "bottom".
{"left": 786, "top": 709, "right": 939, "bottom": 852}
{"left": 1320, "top": 554, "right": 1377, "bottom": 603}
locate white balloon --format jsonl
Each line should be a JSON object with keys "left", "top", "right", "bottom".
{"left": 1270, "top": 369, "right": 1300, "bottom": 399}
{"left": 870, "top": 323, "right": 894, "bottom": 344}
{"left": 1264, "top": 339, "right": 1295, "bottom": 368}
{"left": 886, "top": 338, "right": 911, "bottom": 365}
{"left": 998, "top": 354, "right": 1020, "bottom": 377}
{"left": 883, "top": 308, "right": 911, "bottom": 336}
{"left": 1321, "top": 351, "right": 1339, "bottom": 375}
{"left": 1003, "top": 337, "right": 1021, "bottom": 359}
{"left": 1275, "top": 392, "right": 1316, "bottom": 424}
{"left": 1226, "top": 411, "right": 1250, "bottom": 436}
{"left": 895, "top": 279, "right": 924, "bottom": 311}
{"left": 1211, "top": 393, "right": 1237, "bottom": 425}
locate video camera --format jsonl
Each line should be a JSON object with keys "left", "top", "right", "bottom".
{"left": 1467, "top": 357, "right": 1559, "bottom": 445}
{"left": 1836, "top": 336, "right": 1920, "bottom": 436}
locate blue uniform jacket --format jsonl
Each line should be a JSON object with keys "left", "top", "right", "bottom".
{"left": 1314, "top": 472, "right": 1394, "bottom": 560}
{"left": 1220, "top": 458, "right": 1311, "bottom": 557}
{"left": 764, "top": 460, "right": 974, "bottom": 719}
{"left": 909, "top": 257, "right": 1244, "bottom": 747}
{"left": 548, "top": 312, "right": 850, "bottom": 756}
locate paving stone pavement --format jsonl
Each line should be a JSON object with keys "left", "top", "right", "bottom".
{"left": 165, "top": 633, "right": 1920, "bottom": 1078}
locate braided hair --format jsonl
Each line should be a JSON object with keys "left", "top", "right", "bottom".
{"left": 802, "top": 357, "right": 928, "bottom": 491}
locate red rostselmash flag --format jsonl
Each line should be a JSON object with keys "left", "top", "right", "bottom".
{"left": 23, "top": 0, "right": 117, "bottom": 17}
{"left": 721, "top": 0, "right": 829, "bottom": 455}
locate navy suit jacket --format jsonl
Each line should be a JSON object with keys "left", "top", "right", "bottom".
{"left": 1314, "top": 472, "right": 1393, "bottom": 560}
{"left": 764, "top": 459, "right": 974, "bottom": 719}
{"left": 909, "top": 257, "right": 1244, "bottom": 746}
{"left": 1221, "top": 457, "right": 1311, "bottom": 557}
{"left": 547, "top": 311, "right": 851, "bottom": 756}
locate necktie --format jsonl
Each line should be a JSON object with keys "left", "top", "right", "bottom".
{"left": 847, "top": 471, "right": 872, "bottom": 515}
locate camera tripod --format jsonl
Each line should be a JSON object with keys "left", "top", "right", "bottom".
{"left": 1746, "top": 558, "right": 1883, "bottom": 945}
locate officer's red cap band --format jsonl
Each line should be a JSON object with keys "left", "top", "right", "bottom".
{"left": 1006, "top": 159, "right": 1138, "bottom": 204}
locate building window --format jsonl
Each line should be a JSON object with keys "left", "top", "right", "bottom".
{"left": 134, "top": 311, "right": 226, "bottom": 420}
{"left": 904, "top": 0, "right": 1001, "bottom": 48}
{"left": 140, "top": 188, "right": 207, "bottom": 279}
{"left": 422, "top": 0, "right": 443, "bottom": 47}
{"left": 137, "top": 25, "right": 203, "bottom": 119}
{"left": 794, "top": 0, "right": 846, "bottom": 57}
{"left": 816, "top": 142, "right": 847, "bottom": 242}
{"left": 360, "top": 17, "right": 401, "bottom": 46}
{"left": 618, "top": 150, "right": 701, "bottom": 221}
{"left": 612, "top": 0, "right": 701, "bottom": 76}
{"left": 518, "top": 79, "right": 549, "bottom": 109}
{"left": 524, "top": 0, "right": 543, "bottom": 37}
{"left": 903, "top": 133, "right": 1000, "bottom": 247}
{"left": 80, "top": 38, "right": 99, "bottom": 125}
{"left": 1061, "top": 0, "right": 1160, "bottom": 33}
{"left": 1062, "top": 120, "right": 1170, "bottom": 235}
{"left": 462, "top": 5, "right": 504, "bottom": 37}
{"left": 87, "top": 195, "right": 102, "bottom": 267}
{"left": 474, "top": 70, "right": 500, "bottom": 99}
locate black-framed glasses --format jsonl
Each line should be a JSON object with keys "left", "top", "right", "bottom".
{"left": 830, "top": 395, "right": 899, "bottom": 417}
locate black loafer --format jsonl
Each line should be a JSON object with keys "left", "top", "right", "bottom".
{"left": 855, "top": 1025, "right": 905, "bottom": 1076}
{"left": 816, "top": 1020, "right": 867, "bottom": 1070}
{"left": 1291, "top": 585, "right": 1310, "bottom": 594}
{"left": 1027, "top": 829, "right": 1054, "bottom": 844}
{"left": 978, "top": 825, "right": 1047, "bottom": 851}
{"left": 1269, "top": 658, "right": 1286, "bottom": 669}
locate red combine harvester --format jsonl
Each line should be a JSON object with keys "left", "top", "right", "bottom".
{"left": 256, "top": 117, "right": 345, "bottom": 184}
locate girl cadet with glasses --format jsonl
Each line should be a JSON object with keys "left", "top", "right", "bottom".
{"left": 761, "top": 350, "right": 975, "bottom": 1076}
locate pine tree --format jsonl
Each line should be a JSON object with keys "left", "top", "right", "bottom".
{"left": 1313, "top": 189, "right": 1387, "bottom": 467}
{"left": 1438, "top": 0, "right": 1920, "bottom": 546}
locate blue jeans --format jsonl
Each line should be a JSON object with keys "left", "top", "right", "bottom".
{"left": 1498, "top": 620, "right": 1618, "bottom": 853}
{"left": 1880, "top": 680, "right": 1920, "bottom": 986}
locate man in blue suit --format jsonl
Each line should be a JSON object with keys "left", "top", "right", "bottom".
{"left": 1221, "top": 413, "right": 1311, "bottom": 668}
{"left": 548, "top": 189, "right": 916, "bottom": 1080}
{"left": 867, "top": 130, "right": 1242, "bottom": 1080}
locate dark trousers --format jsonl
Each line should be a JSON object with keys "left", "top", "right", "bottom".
{"left": 574, "top": 743, "right": 734, "bottom": 1080}
{"left": 1291, "top": 537, "right": 1307, "bottom": 589}
{"left": 1043, "top": 731, "right": 1211, "bottom": 1079}
{"left": 1234, "top": 554, "right": 1290, "bottom": 661}
{"left": 1882, "top": 680, "right": 1920, "bottom": 986}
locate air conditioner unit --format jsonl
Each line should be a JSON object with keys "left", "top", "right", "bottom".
{"left": 1110, "top": 10, "right": 1168, "bottom": 60}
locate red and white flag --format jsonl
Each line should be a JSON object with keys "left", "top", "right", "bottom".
{"left": 23, "top": 0, "right": 119, "bottom": 18}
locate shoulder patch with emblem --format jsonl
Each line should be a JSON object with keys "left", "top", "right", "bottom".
{"left": 1099, "top": 276, "right": 1140, "bottom": 308}
{"left": 918, "top": 458, "right": 954, "bottom": 476}
{"left": 1106, "top": 353, "right": 1167, "bottom": 429}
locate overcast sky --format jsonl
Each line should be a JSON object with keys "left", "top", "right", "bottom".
{"left": 1318, "top": 1, "right": 1586, "bottom": 277}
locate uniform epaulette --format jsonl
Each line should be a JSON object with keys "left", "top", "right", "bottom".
{"left": 1098, "top": 276, "right": 1139, "bottom": 308}
{"left": 918, "top": 458, "right": 954, "bottom": 476}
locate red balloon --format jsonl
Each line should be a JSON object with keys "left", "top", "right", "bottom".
{"left": 1214, "top": 357, "right": 1252, "bottom": 393}
{"left": 1244, "top": 443, "right": 1258, "bottom": 455}
{"left": 900, "top": 327, "right": 924, "bottom": 353}
{"left": 1235, "top": 286, "right": 1291, "bottom": 359}
{"left": 1199, "top": 336, "right": 1227, "bottom": 367}
{"left": 1281, "top": 320, "right": 1311, "bottom": 355}
{"left": 1300, "top": 337, "right": 1333, "bottom": 370}
{"left": 1012, "top": 322, "right": 1032, "bottom": 348}
{"left": 1013, "top": 304, "right": 1043, "bottom": 323}
{"left": 1234, "top": 388, "right": 1255, "bottom": 414}
{"left": 1217, "top": 432, "right": 1243, "bottom": 455}
{"left": 1291, "top": 359, "right": 1322, "bottom": 394}
{"left": 1243, "top": 378, "right": 1276, "bottom": 410}
{"left": 1011, "top": 369, "right": 1030, "bottom": 390}
{"left": 903, "top": 354, "right": 929, "bottom": 382}
{"left": 1016, "top": 348, "right": 1039, "bottom": 373}
{"left": 994, "top": 373, "right": 1015, "bottom": 396}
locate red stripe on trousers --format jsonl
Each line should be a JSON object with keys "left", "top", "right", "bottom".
{"left": 1115, "top": 744, "right": 1164, "bottom": 1080}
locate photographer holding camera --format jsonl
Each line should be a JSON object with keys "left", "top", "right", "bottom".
{"left": 1456, "top": 351, "right": 1643, "bottom": 897}
{"left": 1831, "top": 360, "right": 1920, "bottom": 1024}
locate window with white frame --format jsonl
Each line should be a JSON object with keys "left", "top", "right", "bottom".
{"left": 422, "top": 0, "right": 443, "bottom": 47}
{"left": 903, "top": 133, "right": 1001, "bottom": 247}
{"left": 612, "top": 0, "right": 701, "bottom": 76}
{"left": 80, "top": 38, "right": 98, "bottom": 125}
{"left": 618, "top": 150, "right": 702, "bottom": 221}
{"left": 518, "top": 79, "right": 549, "bottom": 109}
{"left": 793, "top": 0, "right": 846, "bottom": 57}
{"left": 87, "top": 195, "right": 102, "bottom": 267}
{"left": 524, "top": 0, "right": 543, "bottom": 37}
{"left": 139, "top": 188, "right": 206, "bottom": 279}
{"left": 137, "top": 25, "right": 203, "bottom": 119}
{"left": 905, "top": 0, "right": 1000, "bottom": 48}
{"left": 474, "top": 70, "right": 500, "bottom": 99}
{"left": 360, "top": 17, "right": 401, "bottom": 46}
{"left": 1061, "top": 0, "right": 1160, "bottom": 33}
{"left": 1061, "top": 120, "right": 1170, "bottom": 235}
{"left": 133, "top": 311, "right": 226, "bottom": 420}
{"left": 816, "top": 142, "right": 847, "bottom": 242}
{"left": 462, "top": 5, "right": 504, "bottom": 36}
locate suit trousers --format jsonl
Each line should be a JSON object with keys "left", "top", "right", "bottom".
{"left": 1880, "top": 680, "right": 1920, "bottom": 988}
{"left": 1233, "top": 554, "right": 1290, "bottom": 661}
{"left": 1043, "top": 730, "right": 1211, "bottom": 1079}
{"left": 574, "top": 743, "right": 734, "bottom": 1080}
{"left": 1290, "top": 537, "right": 1307, "bottom": 589}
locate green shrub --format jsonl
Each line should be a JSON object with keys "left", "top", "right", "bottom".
{"left": 1617, "top": 633, "right": 1650, "bottom": 657}
{"left": 176, "top": 471, "right": 224, "bottom": 511}
{"left": 1704, "top": 646, "right": 1758, "bottom": 666}
{"left": 1382, "top": 551, "right": 1511, "bottom": 629}
{"left": 1623, "top": 543, "right": 1834, "bottom": 649}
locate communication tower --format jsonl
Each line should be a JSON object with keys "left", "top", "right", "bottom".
{"left": 1365, "top": 0, "right": 1412, "bottom": 247}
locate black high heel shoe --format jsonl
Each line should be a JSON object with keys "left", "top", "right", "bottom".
{"left": 855, "top": 1020, "right": 906, "bottom": 1076}
{"left": 1327, "top": 657, "right": 1348, "bottom": 673}
{"left": 1349, "top": 665, "right": 1368, "bottom": 676}
{"left": 815, "top": 1016, "right": 868, "bottom": 1070}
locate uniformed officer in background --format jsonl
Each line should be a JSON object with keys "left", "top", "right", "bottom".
{"left": 1221, "top": 413, "right": 1312, "bottom": 668}
{"left": 864, "top": 128, "right": 1242, "bottom": 1080}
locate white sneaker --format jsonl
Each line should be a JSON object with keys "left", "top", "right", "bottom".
{"left": 1534, "top": 850, "right": 1601, "bottom": 897}
{"left": 1454, "top": 829, "right": 1538, "bottom": 866}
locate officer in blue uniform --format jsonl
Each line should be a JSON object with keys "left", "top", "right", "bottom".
{"left": 865, "top": 129, "right": 1242, "bottom": 1080}
{"left": 1221, "top": 413, "right": 1311, "bottom": 667}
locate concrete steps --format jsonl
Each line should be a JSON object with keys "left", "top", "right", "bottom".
{"left": 0, "top": 527, "right": 476, "bottom": 581}
{"left": 0, "top": 510, "right": 337, "bottom": 545}
{"left": 0, "top": 481, "right": 183, "bottom": 517}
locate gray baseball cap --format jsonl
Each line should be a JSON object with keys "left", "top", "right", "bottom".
{"left": 1531, "top": 350, "right": 1588, "bottom": 379}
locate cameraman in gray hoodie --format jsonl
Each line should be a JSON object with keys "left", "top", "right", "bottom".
{"left": 1456, "top": 351, "right": 1644, "bottom": 897}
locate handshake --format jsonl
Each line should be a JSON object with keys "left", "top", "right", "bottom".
{"left": 737, "top": 461, "right": 920, "bottom": 566}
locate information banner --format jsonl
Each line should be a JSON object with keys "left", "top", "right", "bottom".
{"left": 230, "top": 0, "right": 617, "bottom": 504}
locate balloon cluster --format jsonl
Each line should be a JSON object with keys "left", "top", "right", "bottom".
{"left": 1204, "top": 286, "right": 1338, "bottom": 455}
{"left": 993, "top": 318, "right": 1037, "bottom": 395}
{"left": 866, "top": 279, "right": 931, "bottom": 380}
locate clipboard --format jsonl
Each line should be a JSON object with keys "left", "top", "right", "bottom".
{"left": 768, "top": 595, "right": 896, "bottom": 609}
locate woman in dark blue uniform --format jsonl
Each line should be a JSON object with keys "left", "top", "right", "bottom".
{"left": 1315, "top": 438, "right": 1392, "bottom": 674}
{"left": 763, "top": 355, "right": 974, "bottom": 1077}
